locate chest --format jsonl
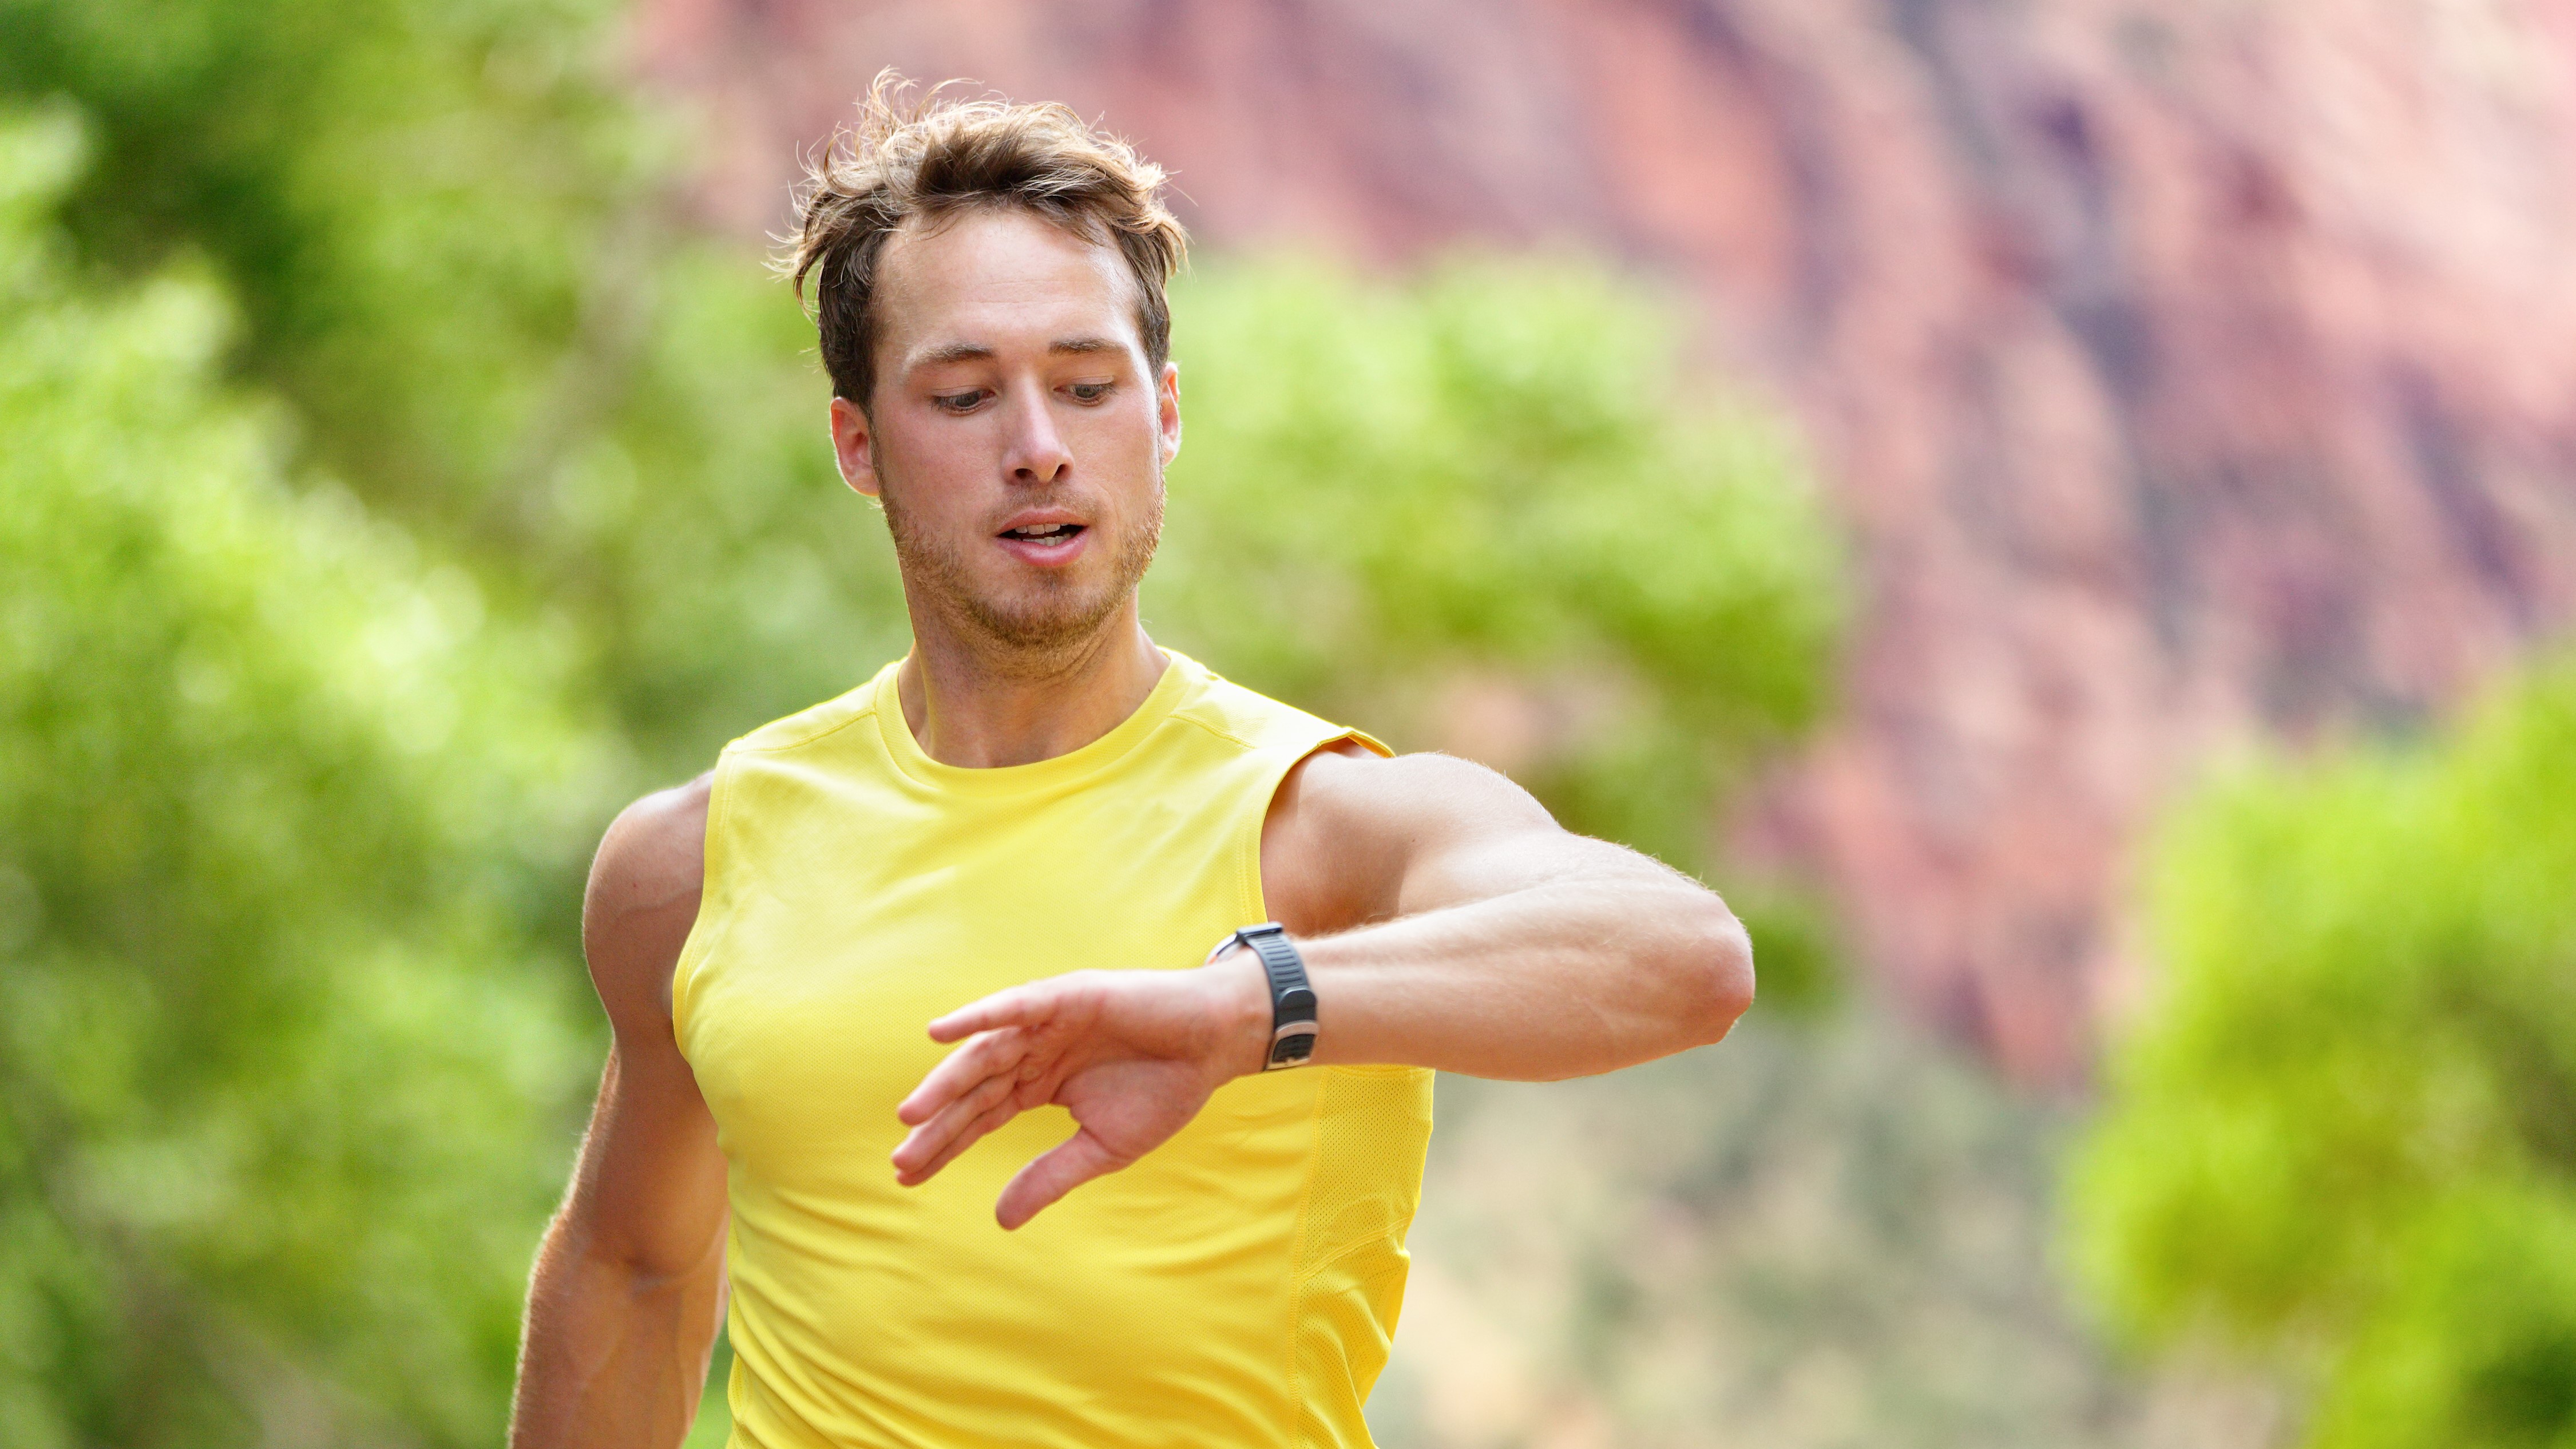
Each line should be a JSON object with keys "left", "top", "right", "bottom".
{"left": 677, "top": 776, "right": 1269, "bottom": 1176}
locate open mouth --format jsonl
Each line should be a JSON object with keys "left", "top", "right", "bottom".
{"left": 998, "top": 522, "right": 1087, "bottom": 548}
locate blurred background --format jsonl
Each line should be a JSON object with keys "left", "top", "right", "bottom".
{"left": 3, "top": 0, "right": 2573, "bottom": 1444}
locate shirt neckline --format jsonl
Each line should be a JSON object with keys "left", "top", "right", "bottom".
{"left": 872, "top": 647, "right": 1193, "bottom": 797}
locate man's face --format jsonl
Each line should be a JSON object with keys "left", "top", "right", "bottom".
{"left": 830, "top": 208, "right": 1182, "bottom": 658}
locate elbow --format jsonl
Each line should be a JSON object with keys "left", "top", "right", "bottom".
{"left": 537, "top": 1201, "right": 722, "bottom": 1299}
{"left": 1682, "top": 908, "right": 1756, "bottom": 1048}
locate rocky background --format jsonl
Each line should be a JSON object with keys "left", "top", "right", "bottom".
{"left": 632, "top": 0, "right": 2576, "bottom": 1084}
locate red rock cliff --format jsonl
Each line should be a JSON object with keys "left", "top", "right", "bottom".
{"left": 633, "top": 0, "right": 2576, "bottom": 1081}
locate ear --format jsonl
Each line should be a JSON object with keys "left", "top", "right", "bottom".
{"left": 1156, "top": 360, "right": 1182, "bottom": 468}
{"left": 829, "top": 395, "right": 881, "bottom": 499}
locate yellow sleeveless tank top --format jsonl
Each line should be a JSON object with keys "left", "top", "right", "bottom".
{"left": 673, "top": 649, "right": 1432, "bottom": 1448}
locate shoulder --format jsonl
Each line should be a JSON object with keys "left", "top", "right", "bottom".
{"left": 1263, "top": 746, "right": 1559, "bottom": 931}
{"left": 591, "top": 773, "right": 713, "bottom": 913}
{"left": 583, "top": 773, "right": 715, "bottom": 1024}
{"left": 1280, "top": 745, "right": 1556, "bottom": 839}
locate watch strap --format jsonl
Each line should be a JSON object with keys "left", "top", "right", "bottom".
{"left": 1216, "top": 922, "right": 1318, "bottom": 1070}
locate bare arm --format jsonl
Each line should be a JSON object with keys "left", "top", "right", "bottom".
{"left": 891, "top": 747, "right": 1753, "bottom": 1227}
{"left": 509, "top": 776, "right": 731, "bottom": 1449}
{"left": 1259, "top": 747, "right": 1753, "bottom": 1079}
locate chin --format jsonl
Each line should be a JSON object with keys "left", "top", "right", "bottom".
{"left": 888, "top": 502, "right": 1160, "bottom": 656}
{"left": 962, "top": 577, "right": 1127, "bottom": 653}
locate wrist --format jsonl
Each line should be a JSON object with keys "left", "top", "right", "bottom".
{"left": 1205, "top": 947, "right": 1274, "bottom": 1080}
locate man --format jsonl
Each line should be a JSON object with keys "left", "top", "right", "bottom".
{"left": 509, "top": 82, "right": 1753, "bottom": 1449}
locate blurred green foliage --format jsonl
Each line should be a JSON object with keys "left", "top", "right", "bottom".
{"left": 0, "top": 0, "right": 914, "bottom": 784}
{"left": 1159, "top": 255, "right": 1842, "bottom": 869}
{"left": 0, "top": 0, "right": 1844, "bottom": 1440}
{"left": 0, "top": 0, "right": 650, "bottom": 523}
{"left": 2069, "top": 660, "right": 2576, "bottom": 1448}
{"left": 0, "top": 106, "right": 603, "bottom": 1444}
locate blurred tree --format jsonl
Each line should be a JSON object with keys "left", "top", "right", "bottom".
{"left": 0, "top": 0, "right": 915, "bottom": 784}
{"left": 2068, "top": 659, "right": 2576, "bottom": 1448}
{"left": 0, "top": 108, "right": 604, "bottom": 1445}
{"left": 1159, "top": 255, "right": 1843, "bottom": 873}
{"left": 0, "top": 0, "right": 644, "bottom": 525}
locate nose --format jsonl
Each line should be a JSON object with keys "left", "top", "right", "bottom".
{"left": 1002, "top": 392, "right": 1072, "bottom": 486}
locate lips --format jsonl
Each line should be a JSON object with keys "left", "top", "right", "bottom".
{"left": 998, "top": 521, "right": 1085, "bottom": 545}
{"left": 993, "top": 510, "right": 1092, "bottom": 565}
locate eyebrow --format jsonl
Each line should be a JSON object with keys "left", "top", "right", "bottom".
{"left": 911, "top": 341, "right": 995, "bottom": 369}
{"left": 908, "top": 336, "right": 1125, "bottom": 372}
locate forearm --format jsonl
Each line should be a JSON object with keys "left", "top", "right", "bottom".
{"left": 893, "top": 783, "right": 1756, "bottom": 1224}
{"left": 1290, "top": 873, "right": 1752, "bottom": 1080}
{"left": 509, "top": 1212, "right": 726, "bottom": 1449}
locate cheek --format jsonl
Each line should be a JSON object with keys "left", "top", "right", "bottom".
{"left": 880, "top": 416, "right": 992, "bottom": 500}
{"left": 1083, "top": 396, "right": 1167, "bottom": 466}
{"left": 885, "top": 412, "right": 968, "bottom": 467}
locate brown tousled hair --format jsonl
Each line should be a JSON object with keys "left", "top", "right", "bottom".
{"left": 780, "top": 72, "right": 1190, "bottom": 410}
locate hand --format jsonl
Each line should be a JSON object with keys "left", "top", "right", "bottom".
{"left": 892, "top": 957, "right": 1270, "bottom": 1229}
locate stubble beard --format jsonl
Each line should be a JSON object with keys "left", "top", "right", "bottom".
{"left": 879, "top": 482, "right": 1164, "bottom": 672}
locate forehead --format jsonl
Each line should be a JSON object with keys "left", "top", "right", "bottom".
{"left": 872, "top": 208, "right": 1143, "bottom": 369}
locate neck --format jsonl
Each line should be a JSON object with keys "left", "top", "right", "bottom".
{"left": 895, "top": 601, "right": 1167, "bottom": 769}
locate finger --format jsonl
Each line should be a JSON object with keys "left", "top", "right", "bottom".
{"left": 891, "top": 1069, "right": 1018, "bottom": 1176}
{"left": 994, "top": 1127, "right": 1131, "bottom": 1231}
{"left": 897, "top": 1027, "right": 1026, "bottom": 1126}
{"left": 927, "top": 984, "right": 1055, "bottom": 1044}
{"left": 897, "top": 1096, "right": 1022, "bottom": 1187}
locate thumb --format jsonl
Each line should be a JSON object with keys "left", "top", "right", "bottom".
{"left": 994, "top": 1127, "right": 1129, "bottom": 1231}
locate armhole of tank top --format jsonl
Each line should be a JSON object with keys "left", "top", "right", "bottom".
{"left": 667, "top": 748, "right": 736, "bottom": 1051}
{"left": 1258, "top": 730, "right": 1428, "bottom": 1096}
{"left": 1238, "top": 726, "right": 1393, "bottom": 928}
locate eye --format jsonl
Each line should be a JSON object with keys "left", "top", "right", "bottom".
{"left": 1067, "top": 381, "right": 1113, "bottom": 404}
{"left": 932, "top": 389, "right": 990, "bottom": 414}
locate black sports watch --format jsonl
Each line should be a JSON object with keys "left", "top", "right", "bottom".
{"left": 1209, "top": 922, "right": 1319, "bottom": 1070}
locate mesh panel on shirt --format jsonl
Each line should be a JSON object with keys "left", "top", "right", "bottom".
{"left": 1289, "top": 1066, "right": 1433, "bottom": 1446}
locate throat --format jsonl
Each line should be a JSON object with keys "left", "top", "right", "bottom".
{"left": 896, "top": 623, "right": 1169, "bottom": 769}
